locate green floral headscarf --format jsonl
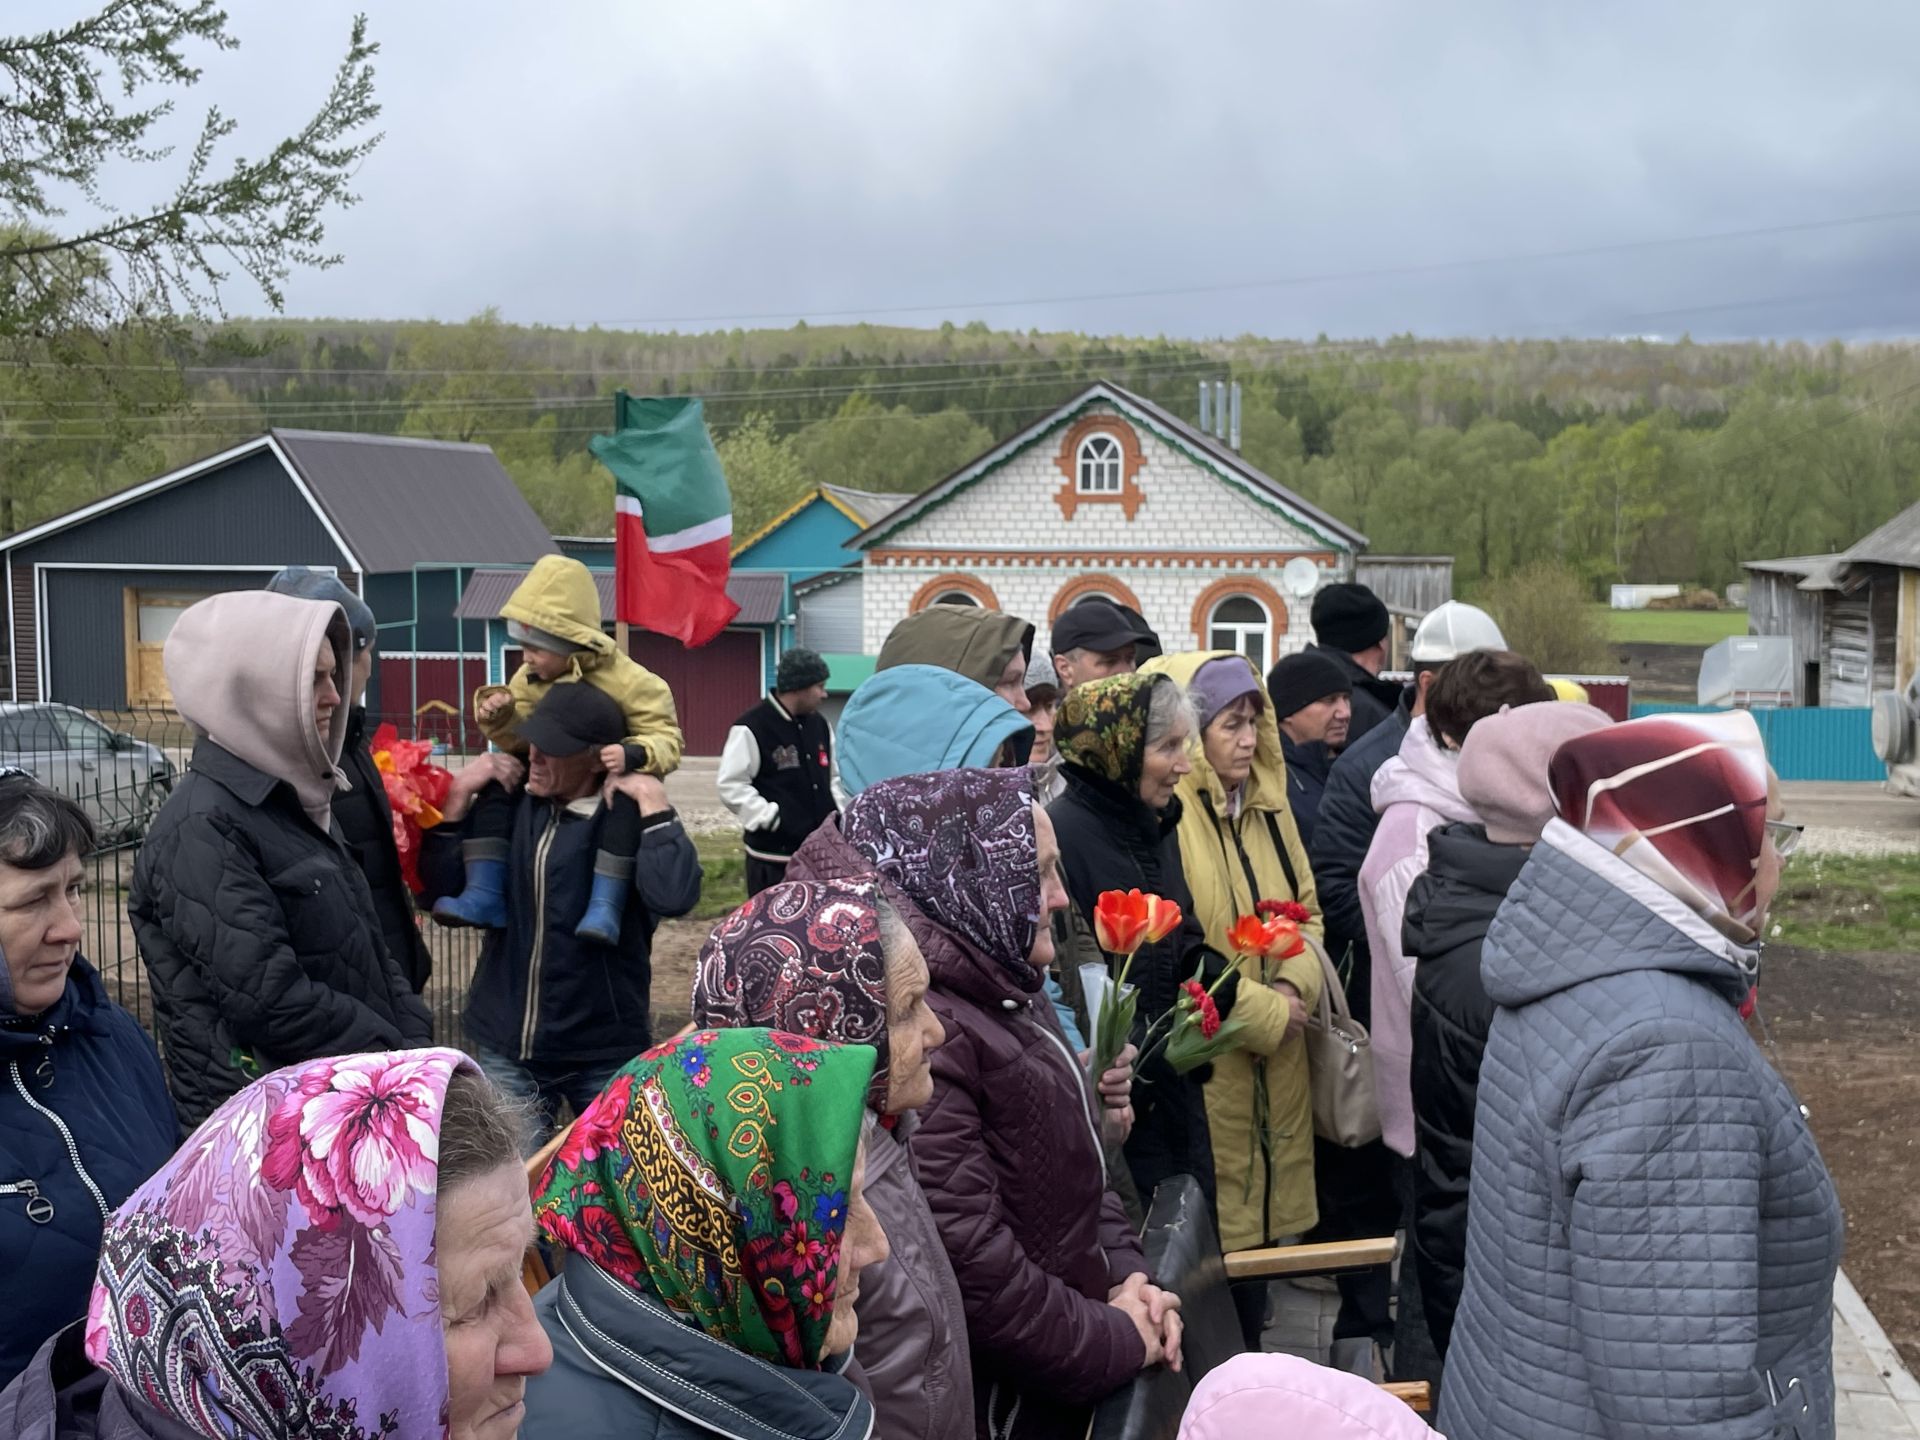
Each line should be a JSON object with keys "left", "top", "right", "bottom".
{"left": 1055, "top": 670, "right": 1172, "bottom": 787}
{"left": 533, "top": 1027, "right": 876, "bottom": 1369}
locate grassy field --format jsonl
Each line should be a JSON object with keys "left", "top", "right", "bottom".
{"left": 1593, "top": 605, "right": 1750, "bottom": 647}
{"left": 1773, "top": 852, "right": 1920, "bottom": 952}
{"left": 693, "top": 829, "right": 748, "bottom": 921}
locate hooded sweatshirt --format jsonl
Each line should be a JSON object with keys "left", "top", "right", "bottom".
{"left": 164, "top": 590, "right": 350, "bottom": 831}
{"left": 1177, "top": 1352, "right": 1438, "bottom": 1440}
{"left": 1360, "top": 717, "right": 1475, "bottom": 1157}
{"left": 876, "top": 604, "right": 1034, "bottom": 691}
{"left": 837, "top": 665, "right": 1034, "bottom": 798}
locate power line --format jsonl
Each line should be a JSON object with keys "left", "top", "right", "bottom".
{"left": 567, "top": 206, "right": 1920, "bottom": 327}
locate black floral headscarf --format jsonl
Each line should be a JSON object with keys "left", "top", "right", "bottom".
{"left": 1054, "top": 671, "right": 1170, "bottom": 788}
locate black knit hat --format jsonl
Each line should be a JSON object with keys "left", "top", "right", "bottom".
{"left": 1311, "top": 583, "right": 1390, "bottom": 653}
{"left": 1266, "top": 650, "right": 1354, "bottom": 720}
{"left": 776, "top": 647, "right": 831, "bottom": 693}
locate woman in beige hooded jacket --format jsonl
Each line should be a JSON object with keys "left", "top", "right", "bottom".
{"left": 130, "top": 590, "right": 432, "bottom": 1127}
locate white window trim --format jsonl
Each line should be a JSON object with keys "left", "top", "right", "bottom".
{"left": 1075, "top": 432, "right": 1124, "bottom": 495}
{"left": 1207, "top": 594, "right": 1274, "bottom": 670}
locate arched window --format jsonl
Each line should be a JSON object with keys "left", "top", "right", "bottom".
{"left": 1208, "top": 595, "right": 1272, "bottom": 668}
{"left": 1077, "top": 433, "right": 1123, "bottom": 494}
{"left": 931, "top": 590, "right": 980, "bottom": 607}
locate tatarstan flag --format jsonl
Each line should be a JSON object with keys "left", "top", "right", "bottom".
{"left": 590, "top": 395, "right": 740, "bottom": 646}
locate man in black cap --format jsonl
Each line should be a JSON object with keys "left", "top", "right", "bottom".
{"left": 717, "top": 646, "right": 838, "bottom": 896}
{"left": 1307, "top": 582, "right": 1403, "bottom": 743}
{"left": 1266, "top": 650, "right": 1353, "bottom": 850}
{"left": 420, "top": 682, "right": 701, "bottom": 1134}
{"left": 263, "top": 566, "right": 434, "bottom": 995}
{"left": 1050, "top": 596, "right": 1160, "bottom": 689}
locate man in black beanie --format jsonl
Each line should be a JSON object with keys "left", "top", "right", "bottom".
{"left": 1307, "top": 582, "right": 1402, "bottom": 743}
{"left": 717, "top": 646, "right": 838, "bottom": 895}
{"left": 1266, "top": 649, "right": 1353, "bottom": 850}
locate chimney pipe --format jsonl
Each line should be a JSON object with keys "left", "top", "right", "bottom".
{"left": 1213, "top": 380, "right": 1227, "bottom": 439}
{"left": 1229, "top": 382, "right": 1242, "bottom": 451}
{"left": 1198, "top": 380, "right": 1211, "bottom": 435}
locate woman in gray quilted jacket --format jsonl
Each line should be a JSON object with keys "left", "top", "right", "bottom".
{"left": 1439, "top": 711, "right": 1842, "bottom": 1440}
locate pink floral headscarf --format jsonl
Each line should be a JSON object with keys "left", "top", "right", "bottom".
{"left": 85, "top": 1049, "right": 469, "bottom": 1440}
{"left": 1550, "top": 710, "right": 1773, "bottom": 943}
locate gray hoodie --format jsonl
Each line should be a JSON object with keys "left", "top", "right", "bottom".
{"left": 165, "top": 590, "right": 351, "bottom": 831}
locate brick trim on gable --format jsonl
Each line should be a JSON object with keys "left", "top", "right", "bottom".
{"left": 1190, "top": 576, "right": 1289, "bottom": 651}
{"left": 1053, "top": 415, "right": 1146, "bottom": 521}
{"left": 910, "top": 573, "right": 1001, "bottom": 612}
{"left": 870, "top": 547, "right": 1339, "bottom": 571}
{"left": 1049, "top": 574, "right": 1144, "bottom": 623}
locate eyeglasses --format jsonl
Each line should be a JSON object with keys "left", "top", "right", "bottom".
{"left": 1765, "top": 819, "right": 1804, "bottom": 859}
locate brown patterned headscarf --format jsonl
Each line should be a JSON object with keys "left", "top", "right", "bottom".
{"left": 690, "top": 880, "right": 893, "bottom": 1110}
{"left": 1054, "top": 671, "right": 1170, "bottom": 788}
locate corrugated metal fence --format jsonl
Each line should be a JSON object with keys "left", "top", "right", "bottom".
{"left": 1628, "top": 702, "right": 1885, "bottom": 782}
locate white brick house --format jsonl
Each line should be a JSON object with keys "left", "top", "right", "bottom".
{"left": 851, "top": 381, "right": 1367, "bottom": 670}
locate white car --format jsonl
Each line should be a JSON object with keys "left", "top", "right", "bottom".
{"left": 0, "top": 703, "right": 177, "bottom": 840}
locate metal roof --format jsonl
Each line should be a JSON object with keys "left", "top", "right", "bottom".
{"left": 0, "top": 429, "right": 558, "bottom": 574}
{"left": 273, "top": 429, "right": 556, "bottom": 573}
{"left": 455, "top": 566, "right": 786, "bottom": 627}
{"left": 850, "top": 380, "right": 1367, "bottom": 552}
{"left": 1841, "top": 498, "right": 1920, "bottom": 570}
{"left": 1742, "top": 553, "right": 1845, "bottom": 591}
{"left": 818, "top": 484, "right": 912, "bottom": 526}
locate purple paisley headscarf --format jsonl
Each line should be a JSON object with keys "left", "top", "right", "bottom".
{"left": 85, "top": 1049, "right": 468, "bottom": 1440}
{"left": 691, "top": 879, "right": 895, "bottom": 1110}
{"left": 839, "top": 767, "right": 1043, "bottom": 989}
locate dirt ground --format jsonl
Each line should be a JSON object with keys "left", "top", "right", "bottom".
{"left": 1757, "top": 943, "right": 1920, "bottom": 1365}
{"left": 649, "top": 915, "right": 711, "bottom": 1037}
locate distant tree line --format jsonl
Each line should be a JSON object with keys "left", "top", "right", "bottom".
{"left": 4, "top": 308, "right": 1916, "bottom": 595}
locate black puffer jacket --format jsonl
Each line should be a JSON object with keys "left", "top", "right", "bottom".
{"left": 419, "top": 792, "right": 700, "bottom": 1066}
{"left": 335, "top": 707, "right": 432, "bottom": 993}
{"left": 130, "top": 740, "right": 434, "bottom": 1129}
{"left": 1403, "top": 821, "right": 1527, "bottom": 1358}
{"left": 1050, "top": 765, "right": 1219, "bottom": 1214}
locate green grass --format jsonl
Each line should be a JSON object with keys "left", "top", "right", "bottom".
{"left": 1772, "top": 853, "right": 1920, "bottom": 952}
{"left": 1591, "top": 605, "right": 1750, "bottom": 647}
{"left": 693, "top": 829, "right": 748, "bottom": 921}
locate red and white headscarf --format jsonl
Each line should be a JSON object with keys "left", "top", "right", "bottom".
{"left": 1550, "top": 710, "right": 1772, "bottom": 944}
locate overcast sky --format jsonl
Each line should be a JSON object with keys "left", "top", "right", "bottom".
{"left": 24, "top": 1, "right": 1920, "bottom": 340}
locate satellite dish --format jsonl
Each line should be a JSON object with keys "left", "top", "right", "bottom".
{"left": 1281, "top": 557, "right": 1320, "bottom": 597}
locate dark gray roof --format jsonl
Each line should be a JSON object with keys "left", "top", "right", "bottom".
{"left": 851, "top": 380, "right": 1366, "bottom": 552}
{"left": 819, "top": 483, "right": 913, "bottom": 526}
{"left": 273, "top": 430, "right": 556, "bottom": 573}
{"left": 1841, "top": 498, "right": 1920, "bottom": 570}
{"left": 455, "top": 566, "right": 786, "bottom": 627}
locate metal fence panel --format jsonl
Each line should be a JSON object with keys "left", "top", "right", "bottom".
{"left": 1627, "top": 702, "right": 1886, "bottom": 782}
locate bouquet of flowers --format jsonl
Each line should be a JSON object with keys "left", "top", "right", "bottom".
{"left": 370, "top": 723, "right": 455, "bottom": 895}
{"left": 1082, "top": 888, "right": 1183, "bottom": 1083}
{"left": 1142, "top": 909, "right": 1307, "bottom": 1076}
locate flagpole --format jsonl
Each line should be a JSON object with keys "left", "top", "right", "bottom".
{"left": 613, "top": 388, "right": 630, "bottom": 653}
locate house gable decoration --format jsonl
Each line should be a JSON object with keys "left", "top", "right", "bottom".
{"left": 1053, "top": 414, "right": 1146, "bottom": 521}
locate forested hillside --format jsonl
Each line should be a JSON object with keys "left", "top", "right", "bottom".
{"left": 6, "top": 310, "right": 1917, "bottom": 594}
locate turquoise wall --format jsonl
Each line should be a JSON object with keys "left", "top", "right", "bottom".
{"left": 732, "top": 497, "right": 863, "bottom": 581}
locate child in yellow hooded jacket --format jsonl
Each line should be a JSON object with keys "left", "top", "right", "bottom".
{"left": 433, "top": 556, "right": 684, "bottom": 944}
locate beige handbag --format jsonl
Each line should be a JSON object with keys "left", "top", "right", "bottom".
{"left": 1303, "top": 933, "right": 1381, "bottom": 1147}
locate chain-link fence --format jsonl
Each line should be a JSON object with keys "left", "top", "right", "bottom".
{"left": 3, "top": 703, "right": 482, "bottom": 1046}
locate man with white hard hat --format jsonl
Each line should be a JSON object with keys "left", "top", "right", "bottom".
{"left": 1297, "top": 598, "right": 1509, "bottom": 1370}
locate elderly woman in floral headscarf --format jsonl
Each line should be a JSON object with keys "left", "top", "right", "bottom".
{"left": 689, "top": 880, "right": 965, "bottom": 1440}
{"left": 1048, "top": 671, "right": 1228, "bottom": 1218}
{"left": 787, "top": 767, "right": 1181, "bottom": 1440}
{"left": 0, "top": 1048, "right": 553, "bottom": 1440}
{"left": 520, "top": 1028, "right": 889, "bottom": 1440}
{"left": 1439, "top": 711, "right": 1842, "bottom": 1440}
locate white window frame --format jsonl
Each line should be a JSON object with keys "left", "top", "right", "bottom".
{"left": 1076, "top": 432, "right": 1123, "bottom": 495}
{"left": 1207, "top": 594, "right": 1273, "bottom": 670}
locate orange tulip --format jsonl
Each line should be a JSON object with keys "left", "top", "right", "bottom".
{"left": 1226, "top": 914, "right": 1273, "bottom": 957}
{"left": 1263, "top": 919, "right": 1307, "bottom": 960}
{"left": 1094, "top": 889, "right": 1152, "bottom": 957}
{"left": 1143, "top": 895, "right": 1183, "bottom": 944}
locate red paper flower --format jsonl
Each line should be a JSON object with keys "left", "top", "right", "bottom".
{"left": 369, "top": 724, "right": 454, "bottom": 895}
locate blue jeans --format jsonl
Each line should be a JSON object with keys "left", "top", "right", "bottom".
{"left": 468, "top": 1043, "right": 626, "bottom": 1139}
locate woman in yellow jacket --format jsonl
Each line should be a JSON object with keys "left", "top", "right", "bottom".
{"left": 1143, "top": 650, "right": 1323, "bottom": 1345}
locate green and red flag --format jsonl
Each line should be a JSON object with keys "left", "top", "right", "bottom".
{"left": 590, "top": 395, "right": 739, "bottom": 646}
